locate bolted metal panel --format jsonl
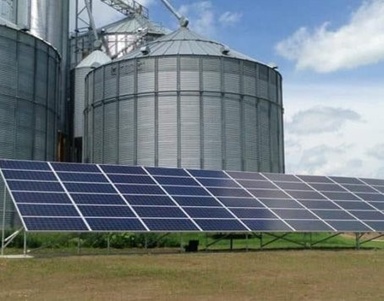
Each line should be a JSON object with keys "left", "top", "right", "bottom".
{"left": 224, "top": 95, "right": 241, "bottom": 170}
{"left": 258, "top": 64, "right": 269, "bottom": 99}
{"left": 137, "top": 58, "right": 155, "bottom": 93}
{"left": 202, "top": 57, "right": 221, "bottom": 92}
{"left": 137, "top": 95, "right": 155, "bottom": 166}
{"left": 74, "top": 67, "right": 91, "bottom": 138}
{"left": 158, "top": 57, "right": 177, "bottom": 92}
{"left": 93, "top": 105, "right": 103, "bottom": 163}
{"left": 158, "top": 94, "right": 177, "bottom": 167}
{"left": 223, "top": 59, "right": 240, "bottom": 94}
{"left": 180, "top": 57, "right": 199, "bottom": 91}
{"left": 119, "top": 61, "right": 135, "bottom": 96}
{"left": 270, "top": 104, "right": 280, "bottom": 172}
{"left": 180, "top": 95, "right": 200, "bottom": 168}
{"left": 118, "top": 98, "right": 135, "bottom": 165}
{"left": 243, "top": 62, "right": 257, "bottom": 96}
{"left": 103, "top": 102, "right": 118, "bottom": 163}
{"left": 104, "top": 64, "right": 118, "bottom": 99}
{"left": 203, "top": 95, "right": 222, "bottom": 170}
{"left": 94, "top": 68, "right": 104, "bottom": 103}
{"left": 243, "top": 96, "right": 258, "bottom": 171}
{"left": 258, "top": 100, "right": 271, "bottom": 172}
{"left": 0, "top": 0, "right": 16, "bottom": 22}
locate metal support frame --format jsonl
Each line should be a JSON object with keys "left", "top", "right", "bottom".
{"left": 1, "top": 227, "right": 24, "bottom": 256}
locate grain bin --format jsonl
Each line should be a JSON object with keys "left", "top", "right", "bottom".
{"left": 84, "top": 26, "right": 284, "bottom": 173}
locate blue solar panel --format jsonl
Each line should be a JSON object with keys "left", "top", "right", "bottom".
{"left": 3, "top": 159, "right": 384, "bottom": 233}
{"left": 242, "top": 219, "right": 292, "bottom": 231}
{"left": 0, "top": 160, "right": 50, "bottom": 171}
{"left": 262, "top": 173, "right": 300, "bottom": 182}
{"left": 116, "top": 184, "right": 165, "bottom": 195}
{"left": 326, "top": 220, "right": 372, "bottom": 232}
{"left": 108, "top": 174, "right": 156, "bottom": 184}
{"left": 356, "top": 193, "right": 384, "bottom": 202}
{"left": 229, "top": 208, "right": 277, "bottom": 219}
{"left": 154, "top": 176, "right": 199, "bottom": 186}
{"left": 197, "top": 178, "right": 240, "bottom": 188}
{"left": 65, "top": 183, "right": 116, "bottom": 194}
{"left": 272, "top": 209, "right": 318, "bottom": 220}
{"left": 51, "top": 162, "right": 100, "bottom": 173}
{"left": 18, "top": 204, "right": 79, "bottom": 217}
{"left": 349, "top": 210, "right": 384, "bottom": 220}
{"left": 71, "top": 194, "right": 126, "bottom": 205}
{"left": 12, "top": 192, "right": 72, "bottom": 204}
{"left": 194, "top": 219, "right": 247, "bottom": 231}
{"left": 287, "top": 190, "right": 326, "bottom": 200}
{"left": 86, "top": 218, "right": 146, "bottom": 231}
{"left": 183, "top": 207, "right": 233, "bottom": 218}
{"left": 226, "top": 171, "right": 265, "bottom": 180}
{"left": 364, "top": 221, "right": 384, "bottom": 232}
{"left": 188, "top": 169, "right": 228, "bottom": 178}
{"left": 24, "top": 217, "right": 88, "bottom": 231}
{"left": 236, "top": 180, "right": 277, "bottom": 189}
{"left": 297, "top": 200, "right": 340, "bottom": 210}
{"left": 311, "top": 210, "right": 356, "bottom": 220}
{"left": 207, "top": 187, "right": 250, "bottom": 198}
{"left": 133, "top": 206, "right": 187, "bottom": 218}
{"left": 311, "top": 183, "right": 347, "bottom": 192}
{"left": 2, "top": 170, "right": 56, "bottom": 181}
{"left": 78, "top": 205, "right": 135, "bottom": 217}
{"left": 101, "top": 165, "right": 146, "bottom": 174}
{"left": 163, "top": 186, "right": 210, "bottom": 196}
{"left": 287, "top": 220, "right": 334, "bottom": 231}
{"left": 146, "top": 167, "right": 189, "bottom": 177}
{"left": 297, "top": 175, "right": 333, "bottom": 183}
{"left": 143, "top": 218, "right": 199, "bottom": 231}
{"left": 8, "top": 181, "right": 63, "bottom": 192}
{"left": 218, "top": 197, "right": 265, "bottom": 208}
{"left": 173, "top": 196, "right": 222, "bottom": 207}
{"left": 57, "top": 172, "right": 108, "bottom": 183}
{"left": 258, "top": 198, "right": 303, "bottom": 209}
{"left": 248, "top": 189, "right": 289, "bottom": 199}
{"left": 123, "top": 195, "right": 174, "bottom": 206}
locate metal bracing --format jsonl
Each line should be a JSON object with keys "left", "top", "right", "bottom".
{"left": 1, "top": 227, "right": 24, "bottom": 256}
{"left": 99, "top": 0, "right": 149, "bottom": 18}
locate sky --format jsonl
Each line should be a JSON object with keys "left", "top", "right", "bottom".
{"left": 84, "top": 0, "right": 384, "bottom": 179}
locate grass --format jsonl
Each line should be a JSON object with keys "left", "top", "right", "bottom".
{"left": 2, "top": 250, "right": 384, "bottom": 300}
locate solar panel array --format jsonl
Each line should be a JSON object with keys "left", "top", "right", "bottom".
{"left": 1, "top": 159, "right": 384, "bottom": 233}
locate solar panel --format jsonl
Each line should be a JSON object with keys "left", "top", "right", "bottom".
{"left": 2, "top": 158, "right": 384, "bottom": 233}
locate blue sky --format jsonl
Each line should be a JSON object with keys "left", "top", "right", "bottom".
{"left": 90, "top": 0, "right": 384, "bottom": 178}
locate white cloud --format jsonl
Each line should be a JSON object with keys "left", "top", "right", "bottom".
{"left": 276, "top": 0, "right": 384, "bottom": 72}
{"left": 367, "top": 144, "right": 384, "bottom": 160}
{"left": 284, "top": 82, "right": 384, "bottom": 178}
{"left": 286, "top": 106, "right": 361, "bottom": 135}
{"left": 219, "top": 11, "right": 242, "bottom": 27}
{"left": 179, "top": 1, "right": 215, "bottom": 36}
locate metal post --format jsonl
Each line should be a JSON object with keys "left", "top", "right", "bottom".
{"left": 205, "top": 233, "right": 208, "bottom": 251}
{"left": 260, "top": 233, "right": 263, "bottom": 250}
{"left": 1, "top": 185, "right": 7, "bottom": 256}
{"left": 23, "top": 231, "right": 27, "bottom": 256}
{"left": 77, "top": 233, "right": 81, "bottom": 254}
{"left": 355, "top": 233, "right": 360, "bottom": 250}
{"left": 246, "top": 234, "right": 249, "bottom": 252}
{"left": 107, "top": 233, "right": 110, "bottom": 254}
{"left": 179, "top": 233, "right": 183, "bottom": 252}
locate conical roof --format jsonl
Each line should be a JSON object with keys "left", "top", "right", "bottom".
{"left": 0, "top": 17, "right": 19, "bottom": 30}
{"left": 119, "top": 26, "right": 255, "bottom": 61}
{"left": 100, "top": 14, "right": 170, "bottom": 36}
{"left": 76, "top": 50, "right": 111, "bottom": 68}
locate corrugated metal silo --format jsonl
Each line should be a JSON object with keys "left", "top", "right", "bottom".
{"left": 72, "top": 50, "right": 111, "bottom": 162}
{"left": 84, "top": 26, "right": 284, "bottom": 173}
{"left": 0, "top": 24, "right": 61, "bottom": 228}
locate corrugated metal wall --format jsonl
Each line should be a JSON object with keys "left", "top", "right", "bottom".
{"left": 85, "top": 55, "right": 284, "bottom": 173}
{"left": 0, "top": 25, "right": 60, "bottom": 229}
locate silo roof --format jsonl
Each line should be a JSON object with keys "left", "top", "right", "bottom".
{"left": 99, "top": 14, "right": 169, "bottom": 35}
{"left": 119, "top": 26, "right": 256, "bottom": 61}
{"left": 76, "top": 50, "right": 111, "bottom": 68}
{"left": 0, "top": 17, "right": 19, "bottom": 30}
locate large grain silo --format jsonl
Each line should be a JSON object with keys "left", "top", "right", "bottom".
{"left": 0, "top": 23, "right": 61, "bottom": 228}
{"left": 84, "top": 25, "right": 284, "bottom": 173}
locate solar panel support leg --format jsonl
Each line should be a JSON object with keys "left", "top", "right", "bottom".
{"left": 23, "top": 231, "right": 27, "bottom": 256}
{"left": 107, "top": 233, "right": 111, "bottom": 254}
{"left": 245, "top": 234, "right": 249, "bottom": 252}
{"left": 355, "top": 233, "right": 363, "bottom": 250}
{"left": 1, "top": 185, "right": 7, "bottom": 256}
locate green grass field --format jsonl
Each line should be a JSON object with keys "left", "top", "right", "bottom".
{"left": 2, "top": 250, "right": 384, "bottom": 300}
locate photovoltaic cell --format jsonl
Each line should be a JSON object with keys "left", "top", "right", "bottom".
{"left": 108, "top": 174, "right": 156, "bottom": 184}
{"left": 154, "top": 176, "right": 199, "bottom": 186}
{"left": 24, "top": 217, "right": 88, "bottom": 231}
{"left": 248, "top": 189, "right": 289, "bottom": 199}
{"left": 364, "top": 221, "right": 384, "bottom": 232}
{"left": 195, "top": 219, "right": 247, "bottom": 231}
{"left": 311, "top": 210, "right": 356, "bottom": 220}
{"left": 286, "top": 220, "right": 333, "bottom": 232}
{"left": 286, "top": 190, "right": 325, "bottom": 200}
{"left": 226, "top": 171, "right": 265, "bottom": 180}
{"left": 51, "top": 162, "right": 100, "bottom": 173}
{"left": 356, "top": 193, "right": 384, "bottom": 202}
{"left": 297, "top": 175, "right": 333, "bottom": 183}
{"left": 183, "top": 207, "right": 233, "bottom": 218}
{"left": 173, "top": 196, "right": 222, "bottom": 207}
{"left": 297, "top": 200, "right": 340, "bottom": 210}
{"left": 206, "top": 187, "right": 251, "bottom": 198}
{"left": 272, "top": 209, "right": 318, "bottom": 220}
{"left": 188, "top": 169, "right": 228, "bottom": 178}
{"left": 361, "top": 178, "right": 384, "bottom": 186}
{"left": 2, "top": 170, "right": 56, "bottom": 181}
{"left": 64, "top": 183, "right": 116, "bottom": 194}
{"left": 229, "top": 208, "right": 277, "bottom": 219}
{"left": 0, "top": 160, "right": 50, "bottom": 171}
{"left": 18, "top": 204, "right": 80, "bottom": 217}
{"left": 12, "top": 192, "right": 72, "bottom": 204}
{"left": 57, "top": 172, "right": 108, "bottom": 183}
{"left": 86, "top": 218, "right": 146, "bottom": 231}
{"left": 369, "top": 187, "right": 384, "bottom": 194}
{"left": 8, "top": 181, "right": 63, "bottom": 192}
{"left": 262, "top": 173, "right": 299, "bottom": 182}
{"left": 78, "top": 205, "right": 135, "bottom": 217}
{"left": 133, "top": 206, "right": 187, "bottom": 218}
{"left": 348, "top": 210, "right": 384, "bottom": 221}
{"left": 310, "top": 183, "right": 347, "bottom": 192}
{"left": 340, "top": 184, "right": 377, "bottom": 193}
{"left": 197, "top": 178, "right": 240, "bottom": 188}
{"left": 143, "top": 218, "right": 199, "bottom": 231}
{"left": 235, "top": 180, "right": 276, "bottom": 189}
{"left": 71, "top": 194, "right": 126, "bottom": 205}
{"left": 146, "top": 167, "right": 189, "bottom": 177}
{"left": 326, "top": 220, "right": 372, "bottom": 232}
{"left": 164, "top": 186, "right": 210, "bottom": 196}
{"left": 218, "top": 197, "right": 265, "bottom": 208}
{"left": 242, "top": 219, "right": 292, "bottom": 231}
{"left": 259, "top": 198, "right": 303, "bottom": 209}
{"left": 334, "top": 201, "right": 373, "bottom": 210}
{"left": 116, "top": 185, "right": 165, "bottom": 195}
{"left": 330, "top": 177, "right": 363, "bottom": 185}
{"left": 101, "top": 165, "right": 146, "bottom": 175}
{"left": 275, "top": 182, "right": 312, "bottom": 191}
